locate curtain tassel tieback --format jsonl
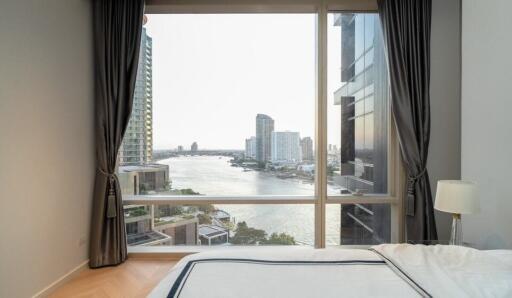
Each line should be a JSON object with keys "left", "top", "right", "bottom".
{"left": 99, "top": 168, "right": 118, "bottom": 219}
{"left": 406, "top": 168, "right": 427, "bottom": 217}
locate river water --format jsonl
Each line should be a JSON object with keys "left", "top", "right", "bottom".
{"left": 159, "top": 155, "right": 341, "bottom": 245}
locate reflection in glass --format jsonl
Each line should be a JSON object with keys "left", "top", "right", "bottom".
{"left": 327, "top": 204, "right": 390, "bottom": 245}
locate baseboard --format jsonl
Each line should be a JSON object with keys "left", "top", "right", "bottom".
{"left": 32, "top": 259, "right": 89, "bottom": 298}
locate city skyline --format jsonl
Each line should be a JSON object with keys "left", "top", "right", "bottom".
{"left": 162, "top": 112, "right": 315, "bottom": 152}
{"left": 142, "top": 14, "right": 343, "bottom": 150}
{"left": 120, "top": 12, "right": 389, "bottom": 248}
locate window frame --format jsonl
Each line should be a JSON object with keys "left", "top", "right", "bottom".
{"left": 124, "top": 0, "right": 404, "bottom": 252}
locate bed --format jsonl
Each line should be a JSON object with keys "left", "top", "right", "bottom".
{"left": 149, "top": 244, "right": 512, "bottom": 298}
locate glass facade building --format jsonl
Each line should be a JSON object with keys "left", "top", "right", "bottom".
{"left": 332, "top": 13, "right": 390, "bottom": 244}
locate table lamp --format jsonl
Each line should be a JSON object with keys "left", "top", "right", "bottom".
{"left": 434, "top": 180, "right": 479, "bottom": 245}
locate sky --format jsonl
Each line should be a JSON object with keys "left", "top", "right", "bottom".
{"left": 146, "top": 14, "right": 342, "bottom": 150}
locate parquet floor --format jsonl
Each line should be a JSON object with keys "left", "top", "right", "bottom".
{"left": 49, "top": 258, "right": 178, "bottom": 298}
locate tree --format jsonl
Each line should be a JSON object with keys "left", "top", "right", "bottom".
{"left": 169, "top": 206, "right": 184, "bottom": 216}
{"left": 180, "top": 188, "right": 200, "bottom": 195}
{"left": 230, "top": 222, "right": 297, "bottom": 245}
{"left": 327, "top": 164, "right": 337, "bottom": 176}
{"left": 164, "top": 179, "right": 172, "bottom": 190}
{"left": 263, "top": 233, "right": 296, "bottom": 245}
{"left": 128, "top": 207, "right": 147, "bottom": 217}
{"left": 197, "top": 213, "right": 212, "bottom": 225}
{"left": 230, "top": 221, "right": 267, "bottom": 245}
{"left": 198, "top": 204, "right": 215, "bottom": 213}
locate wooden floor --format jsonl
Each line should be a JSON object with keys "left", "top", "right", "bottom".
{"left": 50, "top": 258, "right": 178, "bottom": 298}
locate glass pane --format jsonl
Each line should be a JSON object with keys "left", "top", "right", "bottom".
{"left": 354, "top": 14, "right": 365, "bottom": 59}
{"left": 326, "top": 204, "right": 390, "bottom": 245}
{"left": 327, "top": 12, "right": 389, "bottom": 196}
{"left": 364, "top": 14, "right": 375, "bottom": 51}
{"left": 125, "top": 204, "right": 314, "bottom": 246}
{"left": 118, "top": 14, "right": 316, "bottom": 196}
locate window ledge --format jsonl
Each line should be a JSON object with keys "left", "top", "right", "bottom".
{"left": 123, "top": 195, "right": 316, "bottom": 205}
{"left": 127, "top": 245, "right": 374, "bottom": 259}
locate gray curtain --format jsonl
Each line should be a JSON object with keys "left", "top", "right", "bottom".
{"left": 377, "top": 0, "right": 438, "bottom": 241}
{"left": 89, "top": 0, "right": 144, "bottom": 268}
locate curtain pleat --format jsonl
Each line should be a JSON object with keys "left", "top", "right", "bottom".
{"left": 377, "top": 0, "right": 438, "bottom": 242}
{"left": 89, "top": 0, "right": 145, "bottom": 268}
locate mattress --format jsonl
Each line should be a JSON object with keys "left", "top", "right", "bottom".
{"left": 149, "top": 244, "right": 512, "bottom": 298}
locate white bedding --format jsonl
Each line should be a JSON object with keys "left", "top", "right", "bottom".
{"left": 149, "top": 245, "right": 512, "bottom": 298}
{"left": 371, "top": 244, "right": 512, "bottom": 297}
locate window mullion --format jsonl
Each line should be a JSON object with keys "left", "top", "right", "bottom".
{"left": 314, "top": 3, "right": 328, "bottom": 249}
{"left": 123, "top": 195, "right": 316, "bottom": 205}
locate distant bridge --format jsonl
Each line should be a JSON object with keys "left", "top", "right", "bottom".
{"left": 153, "top": 149, "right": 244, "bottom": 160}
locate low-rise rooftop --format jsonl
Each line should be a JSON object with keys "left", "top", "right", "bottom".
{"left": 118, "top": 163, "right": 169, "bottom": 173}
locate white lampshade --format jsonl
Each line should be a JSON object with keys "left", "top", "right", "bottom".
{"left": 434, "top": 180, "right": 480, "bottom": 214}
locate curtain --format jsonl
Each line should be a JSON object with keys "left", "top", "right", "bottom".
{"left": 89, "top": 0, "right": 145, "bottom": 268}
{"left": 377, "top": 0, "right": 438, "bottom": 242}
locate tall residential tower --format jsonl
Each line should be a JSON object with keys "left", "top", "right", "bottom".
{"left": 191, "top": 142, "right": 198, "bottom": 152}
{"left": 255, "top": 114, "right": 274, "bottom": 163}
{"left": 300, "top": 137, "right": 314, "bottom": 161}
{"left": 271, "top": 131, "right": 302, "bottom": 163}
{"left": 245, "top": 136, "right": 257, "bottom": 159}
{"left": 118, "top": 26, "right": 153, "bottom": 166}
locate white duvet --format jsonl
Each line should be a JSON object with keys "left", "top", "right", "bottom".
{"left": 149, "top": 245, "right": 512, "bottom": 298}
{"left": 371, "top": 244, "right": 512, "bottom": 297}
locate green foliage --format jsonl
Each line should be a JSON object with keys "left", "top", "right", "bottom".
{"left": 128, "top": 208, "right": 147, "bottom": 217}
{"left": 197, "top": 213, "right": 212, "bottom": 225}
{"left": 263, "top": 233, "right": 296, "bottom": 245}
{"left": 230, "top": 221, "right": 267, "bottom": 245}
{"left": 230, "top": 222, "right": 296, "bottom": 245}
{"left": 186, "top": 206, "right": 199, "bottom": 213}
{"left": 327, "top": 165, "right": 336, "bottom": 175}
{"left": 164, "top": 180, "right": 172, "bottom": 190}
{"left": 198, "top": 204, "right": 215, "bottom": 213}
{"left": 169, "top": 206, "right": 184, "bottom": 216}
{"left": 179, "top": 188, "right": 201, "bottom": 195}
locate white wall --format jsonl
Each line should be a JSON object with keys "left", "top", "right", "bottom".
{"left": 461, "top": 0, "right": 512, "bottom": 249}
{"left": 0, "top": 0, "right": 94, "bottom": 297}
{"left": 429, "top": 0, "right": 462, "bottom": 241}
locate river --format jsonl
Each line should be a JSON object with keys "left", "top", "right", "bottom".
{"left": 159, "top": 155, "right": 341, "bottom": 245}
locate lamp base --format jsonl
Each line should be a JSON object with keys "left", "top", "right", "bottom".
{"left": 449, "top": 213, "right": 462, "bottom": 245}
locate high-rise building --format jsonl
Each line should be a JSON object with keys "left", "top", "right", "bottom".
{"left": 271, "top": 131, "right": 302, "bottom": 163}
{"left": 191, "top": 142, "right": 198, "bottom": 152}
{"left": 300, "top": 137, "right": 314, "bottom": 161}
{"left": 245, "top": 136, "right": 257, "bottom": 159}
{"left": 333, "top": 13, "right": 389, "bottom": 245}
{"left": 255, "top": 114, "right": 274, "bottom": 162}
{"left": 177, "top": 145, "right": 183, "bottom": 152}
{"left": 118, "top": 26, "right": 153, "bottom": 166}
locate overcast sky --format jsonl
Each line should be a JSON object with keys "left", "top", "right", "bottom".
{"left": 146, "top": 14, "right": 341, "bottom": 150}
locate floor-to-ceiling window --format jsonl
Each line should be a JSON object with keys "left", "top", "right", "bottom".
{"left": 118, "top": 3, "right": 401, "bottom": 249}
